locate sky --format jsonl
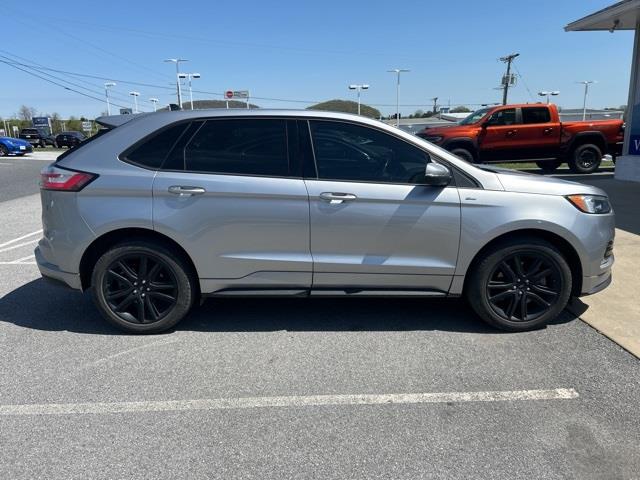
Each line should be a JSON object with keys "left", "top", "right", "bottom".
{"left": 0, "top": 0, "right": 633, "bottom": 118}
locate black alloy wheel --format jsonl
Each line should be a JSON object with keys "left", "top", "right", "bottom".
{"left": 486, "top": 251, "right": 562, "bottom": 323}
{"left": 92, "top": 241, "right": 196, "bottom": 333}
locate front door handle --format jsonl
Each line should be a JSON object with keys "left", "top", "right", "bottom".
{"left": 168, "top": 185, "right": 206, "bottom": 196}
{"left": 543, "top": 127, "right": 554, "bottom": 135}
{"left": 319, "top": 192, "right": 357, "bottom": 204}
{"left": 506, "top": 129, "right": 517, "bottom": 137}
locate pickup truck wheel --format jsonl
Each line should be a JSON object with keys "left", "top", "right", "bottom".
{"left": 535, "top": 159, "right": 562, "bottom": 172}
{"left": 569, "top": 144, "right": 602, "bottom": 174}
{"left": 450, "top": 148, "right": 475, "bottom": 164}
{"left": 466, "top": 238, "right": 572, "bottom": 332}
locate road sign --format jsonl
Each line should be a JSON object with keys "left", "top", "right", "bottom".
{"left": 82, "top": 121, "right": 92, "bottom": 132}
{"left": 225, "top": 90, "right": 249, "bottom": 99}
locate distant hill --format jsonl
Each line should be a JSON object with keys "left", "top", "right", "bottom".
{"left": 160, "top": 99, "right": 260, "bottom": 111}
{"left": 307, "top": 99, "right": 381, "bottom": 119}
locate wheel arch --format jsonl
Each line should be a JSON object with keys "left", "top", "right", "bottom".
{"left": 566, "top": 131, "right": 607, "bottom": 155}
{"left": 462, "top": 228, "right": 583, "bottom": 297}
{"left": 442, "top": 137, "right": 477, "bottom": 159}
{"left": 79, "top": 227, "right": 200, "bottom": 292}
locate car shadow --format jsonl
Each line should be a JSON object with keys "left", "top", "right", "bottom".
{"left": 0, "top": 278, "right": 576, "bottom": 335}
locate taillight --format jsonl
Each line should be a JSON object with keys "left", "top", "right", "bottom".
{"left": 40, "top": 165, "right": 97, "bottom": 191}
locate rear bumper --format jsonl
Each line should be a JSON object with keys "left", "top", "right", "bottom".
{"left": 35, "top": 247, "right": 82, "bottom": 290}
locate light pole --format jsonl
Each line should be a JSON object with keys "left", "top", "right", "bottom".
{"left": 387, "top": 69, "right": 409, "bottom": 127}
{"left": 164, "top": 58, "right": 188, "bottom": 109}
{"left": 577, "top": 81, "right": 596, "bottom": 120}
{"left": 149, "top": 98, "right": 159, "bottom": 112}
{"left": 348, "top": 84, "right": 369, "bottom": 115}
{"left": 538, "top": 91, "right": 560, "bottom": 104}
{"left": 179, "top": 73, "right": 201, "bottom": 110}
{"left": 104, "top": 82, "right": 116, "bottom": 115}
{"left": 129, "top": 91, "right": 140, "bottom": 113}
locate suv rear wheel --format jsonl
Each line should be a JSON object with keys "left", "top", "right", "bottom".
{"left": 569, "top": 144, "right": 602, "bottom": 174}
{"left": 465, "top": 238, "right": 572, "bottom": 331}
{"left": 91, "top": 241, "right": 197, "bottom": 333}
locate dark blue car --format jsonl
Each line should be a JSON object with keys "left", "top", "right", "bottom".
{"left": 0, "top": 136, "right": 33, "bottom": 156}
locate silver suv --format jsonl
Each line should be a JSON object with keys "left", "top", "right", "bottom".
{"left": 36, "top": 110, "right": 614, "bottom": 333}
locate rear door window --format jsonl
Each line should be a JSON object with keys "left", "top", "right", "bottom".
{"left": 522, "top": 107, "right": 551, "bottom": 124}
{"left": 181, "top": 119, "right": 289, "bottom": 176}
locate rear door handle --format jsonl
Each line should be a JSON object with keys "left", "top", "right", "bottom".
{"left": 168, "top": 185, "right": 206, "bottom": 196}
{"left": 543, "top": 127, "right": 554, "bottom": 134}
{"left": 319, "top": 192, "right": 357, "bottom": 204}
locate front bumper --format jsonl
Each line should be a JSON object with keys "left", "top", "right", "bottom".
{"left": 35, "top": 247, "right": 82, "bottom": 290}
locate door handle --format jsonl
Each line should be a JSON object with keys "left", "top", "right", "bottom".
{"left": 168, "top": 185, "right": 206, "bottom": 196}
{"left": 543, "top": 127, "right": 554, "bottom": 134}
{"left": 506, "top": 130, "right": 517, "bottom": 137}
{"left": 319, "top": 192, "right": 357, "bottom": 204}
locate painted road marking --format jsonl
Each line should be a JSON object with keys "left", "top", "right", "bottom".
{"left": 0, "top": 229, "right": 42, "bottom": 249}
{"left": 0, "top": 388, "right": 578, "bottom": 416}
{"left": 0, "top": 239, "right": 39, "bottom": 254}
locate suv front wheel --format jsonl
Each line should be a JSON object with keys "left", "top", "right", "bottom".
{"left": 466, "top": 238, "right": 572, "bottom": 331}
{"left": 91, "top": 241, "right": 197, "bottom": 333}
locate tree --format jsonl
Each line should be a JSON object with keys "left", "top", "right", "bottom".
{"left": 451, "top": 106, "right": 471, "bottom": 113}
{"left": 413, "top": 109, "right": 424, "bottom": 118}
{"left": 18, "top": 105, "right": 37, "bottom": 121}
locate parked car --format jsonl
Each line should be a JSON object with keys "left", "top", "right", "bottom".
{"left": 416, "top": 103, "right": 624, "bottom": 173}
{"left": 55, "top": 131, "right": 86, "bottom": 148}
{"left": 0, "top": 136, "right": 33, "bottom": 156}
{"left": 19, "top": 128, "right": 57, "bottom": 148}
{"left": 36, "top": 110, "right": 614, "bottom": 333}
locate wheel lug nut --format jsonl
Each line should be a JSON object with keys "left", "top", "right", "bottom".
{"left": 142, "top": 280, "right": 146, "bottom": 284}
{"left": 133, "top": 289, "right": 138, "bottom": 294}
{"left": 141, "top": 293, "right": 145, "bottom": 298}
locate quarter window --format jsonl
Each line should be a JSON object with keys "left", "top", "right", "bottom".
{"left": 309, "top": 120, "right": 430, "bottom": 184}
{"left": 125, "top": 123, "right": 188, "bottom": 169}
{"left": 522, "top": 107, "right": 551, "bottom": 124}
{"left": 183, "top": 119, "right": 289, "bottom": 176}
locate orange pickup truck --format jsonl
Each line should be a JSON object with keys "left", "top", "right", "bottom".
{"left": 416, "top": 103, "right": 624, "bottom": 173}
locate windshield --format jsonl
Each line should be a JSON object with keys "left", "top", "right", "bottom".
{"left": 459, "top": 107, "right": 492, "bottom": 125}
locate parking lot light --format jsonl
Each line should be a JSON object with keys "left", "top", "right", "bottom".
{"left": 387, "top": 69, "right": 410, "bottom": 127}
{"left": 538, "top": 90, "right": 560, "bottom": 104}
{"left": 348, "top": 84, "right": 369, "bottom": 115}
{"left": 180, "top": 73, "right": 201, "bottom": 110}
{"left": 577, "top": 81, "right": 596, "bottom": 120}
{"left": 149, "top": 98, "right": 160, "bottom": 112}
{"left": 104, "top": 82, "right": 116, "bottom": 115}
{"left": 129, "top": 91, "right": 140, "bottom": 113}
{"left": 164, "top": 58, "right": 188, "bottom": 109}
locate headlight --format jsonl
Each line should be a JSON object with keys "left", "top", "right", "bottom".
{"left": 566, "top": 194, "right": 612, "bottom": 214}
{"left": 424, "top": 136, "right": 443, "bottom": 144}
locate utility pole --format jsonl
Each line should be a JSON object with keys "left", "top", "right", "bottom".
{"left": 430, "top": 97, "right": 438, "bottom": 114}
{"left": 499, "top": 53, "right": 519, "bottom": 105}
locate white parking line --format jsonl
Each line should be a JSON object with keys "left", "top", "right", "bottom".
{"left": 0, "top": 239, "right": 39, "bottom": 254}
{"left": 0, "top": 388, "right": 578, "bottom": 416}
{"left": 0, "top": 229, "right": 42, "bottom": 249}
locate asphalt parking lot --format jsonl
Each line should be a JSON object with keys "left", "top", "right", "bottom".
{"left": 0, "top": 152, "right": 638, "bottom": 479}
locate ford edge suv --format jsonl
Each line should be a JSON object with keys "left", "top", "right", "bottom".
{"left": 36, "top": 110, "right": 614, "bottom": 333}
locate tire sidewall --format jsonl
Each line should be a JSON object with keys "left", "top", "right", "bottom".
{"left": 91, "top": 243, "right": 195, "bottom": 333}
{"left": 450, "top": 148, "right": 475, "bottom": 164}
{"left": 467, "top": 241, "right": 572, "bottom": 331}
{"left": 570, "top": 144, "right": 602, "bottom": 174}
{"left": 536, "top": 159, "right": 562, "bottom": 172}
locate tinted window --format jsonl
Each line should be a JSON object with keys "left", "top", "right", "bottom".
{"left": 309, "top": 120, "right": 430, "bottom": 183}
{"left": 125, "top": 123, "right": 188, "bottom": 169}
{"left": 183, "top": 119, "right": 289, "bottom": 176}
{"left": 522, "top": 107, "right": 551, "bottom": 124}
{"left": 487, "top": 108, "right": 517, "bottom": 126}
{"left": 162, "top": 121, "right": 203, "bottom": 171}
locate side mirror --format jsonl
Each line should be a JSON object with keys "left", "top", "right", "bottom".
{"left": 423, "top": 163, "right": 452, "bottom": 187}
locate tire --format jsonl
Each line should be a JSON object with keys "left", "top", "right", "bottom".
{"left": 465, "top": 238, "right": 572, "bottom": 332}
{"left": 535, "top": 159, "right": 562, "bottom": 172}
{"left": 39, "top": 140, "right": 46, "bottom": 148}
{"left": 91, "top": 241, "right": 197, "bottom": 334}
{"left": 0, "top": 145, "right": 8, "bottom": 156}
{"left": 568, "top": 144, "right": 602, "bottom": 174}
{"left": 450, "top": 147, "right": 475, "bottom": 164}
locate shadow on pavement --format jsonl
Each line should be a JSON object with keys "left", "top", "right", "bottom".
{"left": 0, "top": 278, "right": 576, "bottom": 335}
